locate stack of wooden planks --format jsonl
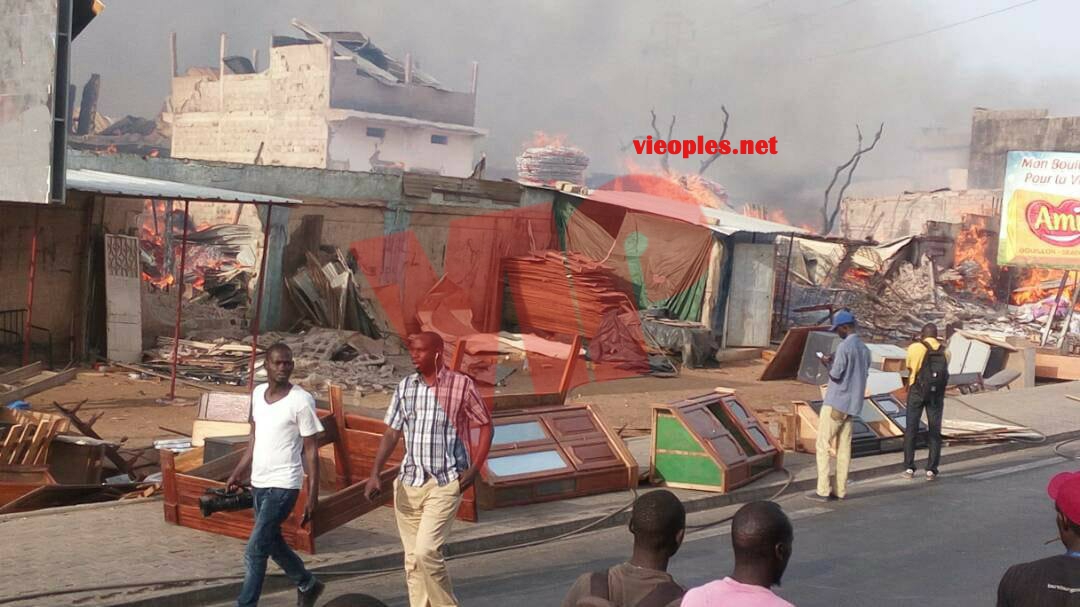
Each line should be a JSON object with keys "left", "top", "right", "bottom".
{"left": 503, "top": 251, "right": 635, "bottom": 337}
{"left": 142, "top": 337, "right": 259, "bottom": 383}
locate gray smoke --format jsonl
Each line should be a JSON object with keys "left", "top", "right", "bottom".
{"left": 72, "top": 0, "right": 1080, "bottom": 225}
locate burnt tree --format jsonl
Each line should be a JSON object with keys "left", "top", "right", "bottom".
{"left": 821, "top": 123, "right": 884, "bottom": 236}
{"left": 634, "top": 106, "right": 731, "bottom": 176}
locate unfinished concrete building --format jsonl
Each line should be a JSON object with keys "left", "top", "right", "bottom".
{"left": 969, "top": 108, "right": 1080, "bottom": 189}
{"left": 169, "top": 21, "right": 486, "bottom": 177}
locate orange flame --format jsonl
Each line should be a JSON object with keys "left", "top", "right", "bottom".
{"left": 950, "top": 223, "right": 996, "bottom": 300}
{"left": 1011, "top": 268, "right": 1071, "bottom": 306}
{"left": 526, "top": 131, "right": 568, "bottom": 148}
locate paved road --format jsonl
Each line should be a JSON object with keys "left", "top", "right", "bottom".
{"left": 242, "top": 445, "right": 1078, "bottom": 606}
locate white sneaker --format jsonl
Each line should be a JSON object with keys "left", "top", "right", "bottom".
{"left": 926, "top": 470, "right": 938, "bottom": 481}
{"left": 902, "top": 469, "right": 915, "bottom": 479}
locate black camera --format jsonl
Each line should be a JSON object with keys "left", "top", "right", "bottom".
{"left": 199, "top": 487, "right": 254, "bottom": 517}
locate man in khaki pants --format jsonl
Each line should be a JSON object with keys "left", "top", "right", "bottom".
{"left": 809, "top": 310, "right": 869, "bottom": 502}
{"left": 365, "top": 332, "right": 493, "bottom": 607}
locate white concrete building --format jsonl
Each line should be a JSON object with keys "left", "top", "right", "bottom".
{"left": 170, "top": 21, "right": 486, "bottom": 177}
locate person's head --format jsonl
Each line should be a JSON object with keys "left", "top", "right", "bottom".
{"left": 323, "top": 594, "right": 390, "bottom": 607}
{"left": 731, "top": 501, "right": 794, "bottom": 586}
{"left": 629, "top": 490, "right": 686, "bottom": 561}
{"left": 407, "top": 332, "right": 445, "bottom": 374}
{"left": 264, "top": 342, "right": 294, "bottom": 385}
{"left": 1048, "top": 472, "right": 1080, "bottom": 549}
{"left": 920, "top": 323, "right": 938, "bottom": 340}
{"left": 830, "top": 309, "right": 856, "bottom": 338}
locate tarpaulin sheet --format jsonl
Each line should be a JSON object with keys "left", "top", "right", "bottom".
{"left": 555, "top": 198, "right": 712, "bottom": 322}
{"left": 442, "top": 203, "right": 554, "bottom": 332}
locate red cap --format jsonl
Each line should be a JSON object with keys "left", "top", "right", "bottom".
{"left": 1048, "top": 471, "right": 1080, "bottom": 525}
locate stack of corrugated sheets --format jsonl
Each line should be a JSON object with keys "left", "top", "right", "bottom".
{"left": 504, "top": 251, "right": 635, "bottom": 337}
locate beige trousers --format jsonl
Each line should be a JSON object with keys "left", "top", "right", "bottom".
{"left": 394, "top": 477, "right": 463, "bottom": 607}
{"left": 815, "top": 405, "right": 853, "bottom": 498}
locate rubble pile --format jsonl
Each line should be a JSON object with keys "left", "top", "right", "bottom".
{"left": 516, "top": 145, "right": 590, "bottom": 185}
{"left": 843, "top": 257, "right": 1009, "bottom": 341}
{"left": 141, "top": 327, "right": 408, "bottom": 393}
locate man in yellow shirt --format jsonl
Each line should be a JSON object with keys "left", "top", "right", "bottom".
{"left": 903, "top": 324, "right": 949, "bottom": 480}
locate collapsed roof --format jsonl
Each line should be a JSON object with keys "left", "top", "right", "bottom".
{"left": 290, "top": 19, "right": 447, "bottom": 91}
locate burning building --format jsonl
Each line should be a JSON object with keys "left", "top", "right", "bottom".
{"left": 169, "top": 20, "right": 486, "bottom": 177}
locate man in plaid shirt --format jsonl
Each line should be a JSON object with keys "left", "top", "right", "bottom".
{"left": 365, "top": 332, "right": 493, "bottom": 607}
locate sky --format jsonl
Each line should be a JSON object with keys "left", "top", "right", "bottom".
{"left": 71, "top": 0, "right": 1079, "bottom": 223}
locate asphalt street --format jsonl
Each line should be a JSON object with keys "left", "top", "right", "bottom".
{"left": 237, "top": 444, "right": 1080, "bottom": 606}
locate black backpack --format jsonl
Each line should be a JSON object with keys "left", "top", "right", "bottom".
{"left": 914, "top": 339, "right": 949, "bottom": 394}
{"left": 578, "top": 569, "right": 684, "bottom": 607}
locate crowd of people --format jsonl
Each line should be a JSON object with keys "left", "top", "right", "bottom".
{"left": 224, "top": 316, "right": 1077, "bottom": 606}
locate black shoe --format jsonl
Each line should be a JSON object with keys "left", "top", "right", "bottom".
{"left": 298, "top": 579, "right": 324, "bottom": 607}
{"left": 806, "top": 491, "right": 833, "bottom": 503}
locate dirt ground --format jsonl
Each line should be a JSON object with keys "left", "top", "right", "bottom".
{"left": 19, "top": 359, "right": 820, "bottom": 449}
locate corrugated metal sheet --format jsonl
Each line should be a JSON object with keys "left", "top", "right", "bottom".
{"left": 66, "top": 169, "right": 300, "bottom": 204}
{"left": 700, "top": 207, "right": 807, "bottom": 236}
{"left": 564, "top": 188, "right": 804, "bottom": 235}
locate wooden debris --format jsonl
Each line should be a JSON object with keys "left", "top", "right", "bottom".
{"left": 0, "top": 364, "right": 78, "bottom": 406}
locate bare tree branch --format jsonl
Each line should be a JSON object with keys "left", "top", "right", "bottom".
{"left": 821, "top": 122, "right": 884, "bottom": 235}
{"left": 649, "top": 108, "right": 672, "bottom": 173}
{"left": 699, "top": 105, "right": 730, "bottom": 175}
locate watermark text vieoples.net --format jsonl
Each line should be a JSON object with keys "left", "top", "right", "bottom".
{"left": 633, "top": 136, "right": 778, "bottom": 159}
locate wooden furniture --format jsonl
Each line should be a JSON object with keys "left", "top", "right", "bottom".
{"left": 476, "top": 404, "right": 636, "bottom": 509}
{"left": 161, "top": 385, "right": 476, "bottom": 553}
{"left": 793, "top": 393, "right": 926, "bottom": 457}
{"left": 0, "top": 408, "right": 71, "bottom": 507}
{"left": 650, "top": 388, "right": 784, "bottom": 493}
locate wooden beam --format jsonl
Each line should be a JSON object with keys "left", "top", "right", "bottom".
{"left": 1, "top": 368, "right": 77, "bottom": 405}
{"left": 0, "top": 362, "right": 43, "bottom": 385}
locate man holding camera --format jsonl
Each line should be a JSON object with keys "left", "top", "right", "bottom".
{"left": 364, "top": 332, "right": 494, "bottom": 607}
{"left": 226, "top": 342, "right": 325, "bottom": 607}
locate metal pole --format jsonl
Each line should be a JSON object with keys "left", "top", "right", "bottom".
{"left": 247, "top": 204, "right": 274, "bottom": 391}
{"left": 1041, "top": 271, "right": 1069, "bottom": 347}
{"left": 168, "top": 200, "right": 191, "bottom": 400}
{"left": 1058, "top": 271, "right": 1080, "bottom": 352}
{"left": 22, "top": 209, "right": 41, "bottom": 366}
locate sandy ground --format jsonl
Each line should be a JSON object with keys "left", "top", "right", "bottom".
{"left": 14, "top": 359, "right": 820, "bottom": 450}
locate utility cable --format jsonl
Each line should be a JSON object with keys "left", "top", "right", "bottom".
{"left": 813, "top": 0, "right": 1041, "bottom": 60}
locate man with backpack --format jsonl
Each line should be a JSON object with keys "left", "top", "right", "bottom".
{"left": 560, "top": 490, "right": 686, "bottom": 607}
{"left": 903, "top": 323, "right": 950, "bottom": 480}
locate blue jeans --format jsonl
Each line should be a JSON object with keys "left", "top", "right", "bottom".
{"left": 236, "top": 487, "right": 316, "bottom": 607}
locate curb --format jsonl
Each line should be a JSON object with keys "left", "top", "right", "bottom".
{"left": 89, "top": 429, "right": 1080, "bottom": 607}
{"left": 0, "top": 495, "right": 162, "bottom": 523}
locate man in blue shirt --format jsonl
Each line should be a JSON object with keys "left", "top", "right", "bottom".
{"left": 809, "top": 309, "right": 870, "bottom": 502}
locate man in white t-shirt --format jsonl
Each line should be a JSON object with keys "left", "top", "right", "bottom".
{"left": 226, "top": 343, "right": 325, "bottom": 607}
{"left": 681, "top": 501, "right": 795, "bottom": 607}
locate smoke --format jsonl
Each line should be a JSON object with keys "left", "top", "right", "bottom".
{"left": 72, "top": 0, "right": 1080, "bottom": 224}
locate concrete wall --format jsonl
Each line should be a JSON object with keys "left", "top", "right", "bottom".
{"left": 969, "top": 108, "right": 1080, "bottom": 189}
{"left": 327, "top": 118, "right": 477, "bottom": 176}
{"left": 839, "top": 189, "right": 1002, "bottom": 242}
{"left": 171, "top": 44, "right": 331, "bottom": 168}
{"left": 329, "top": 62, "right": 476, "bottom": 125}
{"left": 0, "top": 194, "right": 97, "bottom": 362}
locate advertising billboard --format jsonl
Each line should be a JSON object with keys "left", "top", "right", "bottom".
{"left": 998, "top": 150, "right": 1080, "bottom": 269}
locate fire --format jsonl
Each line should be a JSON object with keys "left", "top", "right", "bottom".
{"left": 950, "top": 223, "right": 996, "bottom": 300}
{"left": 1011, "top": 267, "right": 1070, "bottom": 306}
{"left": 526, "top": 131, "right": 568, "bottom": 148}
{"left": 767, "top": 209, "right": 790, "bottom": 225}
